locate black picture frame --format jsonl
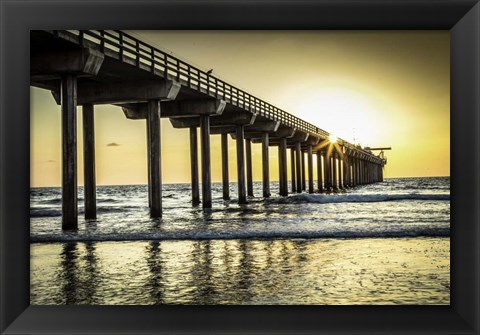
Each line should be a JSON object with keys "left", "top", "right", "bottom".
{"left": 1, "top": 0, "right": 479, "bottom": 334}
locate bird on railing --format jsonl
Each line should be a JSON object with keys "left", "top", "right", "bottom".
{"left": 206, "top": 69, "right": 213, "bottom": 75}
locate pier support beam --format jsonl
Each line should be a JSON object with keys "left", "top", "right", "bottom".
{"left": 366, "top": 161, "right": 369, "bottom": 184}
{"left": 356, "top": 158, "right": 361, "bottom": 185}
{"left": 290, "top": 148, "right": 296, "bottom": 193}
{"left": 61, "top": 75, "right": 78, "bottom": 230}
{"left": 190, "top": 127, "right": 200, "bottom": 206}
{"left": 146, "top": 121, "right": 151, "bottom": 207}
{"left": 332, "top": 154, "right": 338, "bottom": 190}
{"left": 236, "top": 125, "right": 247, "bottom": 204}
{"left": 367, "top": 162, "right": 371, "bottom": 184}
{"left": 350, "top": 157, "right": 355, "bottom": 187}
{"left": 307, "top": 145, "right": 314, "bottom": 194}
{"left": 200, "top": 115, "right": 212, "bottom": 208}
{"left": 362, "top": 160, "right": 365, "bottom": 184}
{"left": 358, "top": 158, "right": 362, "bottom": 185}
{"left": 353, "top": 160, "right": 357, "bottom": 186}
{"left": 295, "top": 142, "right": 302, "bottom": 193}
{"left": 338, "top": 155, "right": 343, "bottom": 189}
{"left": 301, "top": 151, "right": 306, "bottom": 191}
{"left": 278, "top": 138, "right": 288, "bottom": 196}
{"left": 366, "top": 161, "right": 372, "bottom": 184}
{"left": 221, "top": 133, "right": 230, "bottom": 200}
{"left": 324, "top": 151, "right": 332, "bottom": 191}
{"left": 356, "top": 158, "right": 360, "bottom": 185}
{"left": 352, "top": 157, "right": 360, "bottom": 186}
{"left": 82, "top": 103, "right": 96, "bottom": 220}
{"left": 246, "top": 139, "right": 254, "bottom": 197}
{"left": 343, "top": 156, "right": 349, "bottom": 188}
{"left": 368, "top": 162, "right": 371, "bottom": 183}
{"left": 364, "top": 160, "right": 367, "bottom": 184}
{"left": 371, "top": 163, "right": 374, "bottom": 183}
{"left": 361, "top": 159, "right": 365, "bottom": 185}
{"left": 262, "top": 132, "right": 270, "bottom": 198}
{"left": 316, "top": 151, "right": 323, "bottom": 192}
{"left": 147, "top": 99, "right": 162, "bottom": 218}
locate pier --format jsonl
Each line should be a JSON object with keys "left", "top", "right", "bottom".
{"left": 30, "top": 30, "right": 387, "bottom": 230}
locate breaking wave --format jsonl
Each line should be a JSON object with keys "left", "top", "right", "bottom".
{"left": 271, "top": 193, "right": 449, "bottom": 204}
{"left": 31, "top": 227, "right": 450, "bottom": 243}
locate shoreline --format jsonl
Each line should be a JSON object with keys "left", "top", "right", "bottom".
{"left": 30, "top": 237, "right": 450, "bottom": 305}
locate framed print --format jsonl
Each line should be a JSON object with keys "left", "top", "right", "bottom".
{"left": 1, "top": 0, "right": 479, "bottom": 334}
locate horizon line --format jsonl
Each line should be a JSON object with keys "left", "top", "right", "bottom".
{"left": 30, "top": 175, "right": 450, "bottom": 188}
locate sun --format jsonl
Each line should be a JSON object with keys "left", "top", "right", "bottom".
{"left": 329, "top": 134, "right": 337, "bottom": 143}
{"left": 294, "top": 86, "right": 379, "bottom": 146}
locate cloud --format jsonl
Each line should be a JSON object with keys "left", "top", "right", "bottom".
{"left": 106, "top": 142, "right": 120, "bottom": 147}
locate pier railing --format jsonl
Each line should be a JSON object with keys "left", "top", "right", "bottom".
{"left": 50, "top": 29, "right": 379, "bottom": 160}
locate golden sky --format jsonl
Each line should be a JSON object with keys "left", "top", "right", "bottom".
{"left": 31, "top": 30, "right": 450, "bottom": 187}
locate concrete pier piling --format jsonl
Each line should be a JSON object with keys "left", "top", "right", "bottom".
{"left": 357, "top": 158, "right": 363, "bottom": 185}
{"left": 262, "top": 132, "right": 270, "bottom": 198}
{"left": 236, "top": 125, "right": 247, "bottom": 204}
{"left": 307, "top": 145, "right": 314, "bottom": 194}
{"left": 352, "top": 160, "right": 356, "bottom": 187}
{"left": 366, "top": 161, "right": 369, "bottom": 183}
{"left": 221, "top": 133, "right": 230, "bottom": 200}
{"left": 338, "top": 155, "right": 343, "bottom": 189}
{"left": 146, "top": 121, "right": 152, "bottom": 208}
{"left": 356, "top": 158, "right": 360, "bottom": 185}
{"left": 341, "top": 155, "right": 347, "bottom": 188}
{"left": 324, "top": 152, "right": 332, "bottom": 191}
{"left": 190, "top": 127, "right": 200, "bottom": 206}
{"left": 61, "top": 75, "right": 78, "bottom": 230}
{"left": 343, "top": 156, "right": 350, "bottom": 187}
{"left": 364, "top": 160, "right": 367, "bottom": 184}
{"left": 332, "top": 154, "right": 338, "bottom": 190}
{"left": 82, "top": 103, "right": 96, "bottom": 220}
{"left": 295, "top": 142, "right": 302, "bottom": 193}
{"left": 147, "top": 99, "right": 162, "bottom": 217}
{"left": 279, "top": 138, "right": 288, "bottom": 196}
{"left": 363, "top": 160, "right": 367, "bottom": 184}
{"left": 301, "top": 151, "right": 306, "bottom": 191}
{"left": 290, "top": 148, "right": 296, "bottom": 193}
{"left": 316, "top": 151, "right": 323, "bottom": 192}
{"left": 366, "top": 161, "right": 372, "bottom": 184}
{"left": 200, "top": 115, "right": 212, "bottom": 208}
{"left": 246, "top": 139, "right": 254, "bottom": 197}
{"left": 363, "top": 160, "right": 366, "bottom": 184}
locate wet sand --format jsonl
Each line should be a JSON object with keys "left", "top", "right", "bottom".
{"left": 30, "top": 237, "right": 449, "bottom": 305}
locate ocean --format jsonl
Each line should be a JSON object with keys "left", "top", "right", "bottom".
{"left": 30, "top": 177, "right": 450, "bottom": 305}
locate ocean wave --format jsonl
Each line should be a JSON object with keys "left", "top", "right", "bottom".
{"left": 163, "top": 194, "right": 177, "bottom": 199}
{"left": 270, "top": 193, "right": 449, "bottom": 204}
{"left": 30, "top": 209, "right": 62, "bottom": 217}
{"left": 30, "top": 205, "right": 143, "bottom": 217}
{"left": 37, "top": 198, "right": 62, "bottom": 205}
{"left": 30, "top": 228, "right": 450, "bottom": 243}
{"left": 97, "top": 198, "right": 121, "bottom": 203}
